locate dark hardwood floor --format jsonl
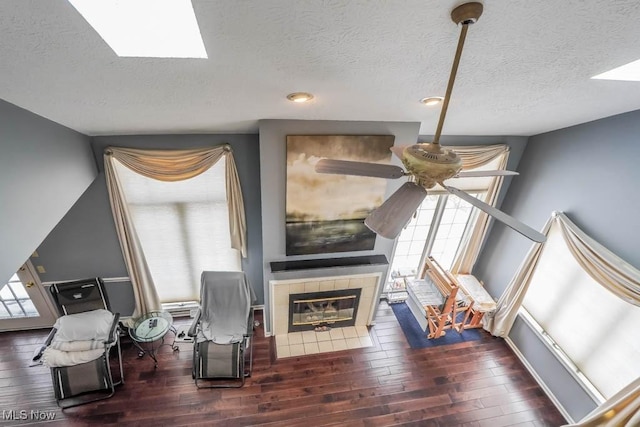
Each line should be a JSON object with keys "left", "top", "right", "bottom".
{"left": 0, "top": 301, "right": 567, "bottom": 426}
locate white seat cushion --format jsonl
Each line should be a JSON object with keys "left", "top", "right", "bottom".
{"left": 455, "top": 275, "right": 496, "bottom": 312}
{"left": 53, "top": 309, "right": 114, "bottom": 342}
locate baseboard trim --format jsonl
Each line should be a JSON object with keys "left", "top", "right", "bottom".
{"left": 504, "top": 336, "right": 575, "bottom": 424}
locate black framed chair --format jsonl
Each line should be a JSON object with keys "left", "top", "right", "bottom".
{"left": 40, "top": 277, "right": 124, "bottom": 408}
{"left": 188, "top": 271, "right": 255, "bottom": 388}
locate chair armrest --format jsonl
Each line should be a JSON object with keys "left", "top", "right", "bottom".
{"left": 187, "top": 309, "right": 202, "bottom": 337}
{"left": 105, "top": 313, "right": 121, "bottom": 345}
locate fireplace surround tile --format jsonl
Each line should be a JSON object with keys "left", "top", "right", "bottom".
{"left": 269, "top": 272, "right": 383, "bottom": 337}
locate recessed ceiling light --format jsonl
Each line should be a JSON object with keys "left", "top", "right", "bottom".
{"left": 420, "top": 96, "right": 444, "bottom": 106}
{"left": 68, "top": 0, "right": 207, "bottom": 59}
{"left": 286, "top": 92, "right": 314, "bottom": 103}
{"left": 591, "top": 58, "right": 640, "bottom": 81}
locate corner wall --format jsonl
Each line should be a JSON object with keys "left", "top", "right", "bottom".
{"left": 0, "top": 99, "right": 96, "bottom": 284}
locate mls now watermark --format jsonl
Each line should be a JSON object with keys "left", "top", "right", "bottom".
{"left": 2, "top": 409, "right": 57, "bottom": 421}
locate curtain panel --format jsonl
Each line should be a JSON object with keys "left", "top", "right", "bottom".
{"left": 104, "top": 145, "right": 247, "bottom": 323}
{"left": 445, "top": 144, "right": 510, "bottom": 274}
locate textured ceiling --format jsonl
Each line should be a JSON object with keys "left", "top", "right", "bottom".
{"left": 1, "top": 0, "right": 640, "bottom": 136}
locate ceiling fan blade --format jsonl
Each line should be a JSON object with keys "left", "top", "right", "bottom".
{"left": 443, "top": 185, "right": 546, "bottom": 243}
{"left": 315, "top": 159, "right": 405, "bottom": 179}
{"left": 454, "top": 170, "right": 519, "bottom": 178}
{"left": 390, "top": 145, "right": 410, "bottom": 161}
{"left": 364, "top": 182, "right": 427, "bottom": 239}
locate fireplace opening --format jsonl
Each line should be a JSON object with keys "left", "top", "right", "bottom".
{"left": 288, "top": 288, "right": 362, "bottom": 332}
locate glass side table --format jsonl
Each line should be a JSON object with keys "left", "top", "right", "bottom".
{"left": 129, "top": 310, "right": 179, "bottom": 368}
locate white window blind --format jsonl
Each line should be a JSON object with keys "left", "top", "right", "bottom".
{"left": 522, "top": 222, "right": 640, "bottom": 399}
{"left": 114, "top": 157, "right": 240, "bottom": 303}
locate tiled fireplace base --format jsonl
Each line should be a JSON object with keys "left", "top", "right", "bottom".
{"left": 275, "top": 325, "right": 373, "bottom": 358}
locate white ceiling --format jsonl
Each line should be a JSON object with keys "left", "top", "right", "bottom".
{"left": 1, "top": 0, "right": 640, "bottom": 137}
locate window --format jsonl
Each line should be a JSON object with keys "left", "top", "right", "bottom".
{"left": 0, "top": 274, "right": 38, "bottom": 319}
{"left": 114, "top": 157, "right": 240, "bottom": 304}
{"left": 389, "top": 192, "right": 482, "bottom": 278}
{"left": 385, "top": 149, "right": 505, "bottom": 294}
{"left": 521, "top": 222, "right": 640, "bottom": 401}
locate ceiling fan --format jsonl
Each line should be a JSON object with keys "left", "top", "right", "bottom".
{"left": 315, "top": 2, "right": 546, "bottom": 243}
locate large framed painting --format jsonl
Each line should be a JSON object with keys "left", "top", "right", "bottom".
{"left": 285, "top": 134, "right": 395, "bottom": 256}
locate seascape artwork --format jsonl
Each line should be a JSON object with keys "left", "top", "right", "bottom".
{"left": 285, "top": 135, "right": 395, "bottom": 256}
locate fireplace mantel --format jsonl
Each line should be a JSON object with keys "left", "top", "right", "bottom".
{"left": 270, "top": 255, "right": 388, "bottom": 273}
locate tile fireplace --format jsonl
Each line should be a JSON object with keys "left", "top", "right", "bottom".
{"left": 269, "top": 272, "right": 382, "bottom": 336}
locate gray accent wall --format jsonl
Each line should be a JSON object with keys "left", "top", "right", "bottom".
{"left": 33, "top": 134, "right": 263, "bottom": 315}
{"left": 0, "top": 99, "right": 96, "bottom": 284}
{"left": 473, "top": 109, "right": 640, "bottom": 421}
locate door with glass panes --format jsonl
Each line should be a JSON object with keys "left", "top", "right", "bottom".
{"left": 0, "top": 261, "right": 57, "bottom": 331}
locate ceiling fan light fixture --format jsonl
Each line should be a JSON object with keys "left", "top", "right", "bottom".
{"left": 420, "top": 96, "right": 444, "bottom": 106}
{"left": 286, "top": 92, "right": 314, "bottom": 103}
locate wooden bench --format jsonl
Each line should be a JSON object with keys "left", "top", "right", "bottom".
{"left": 454, "top": 274, "right": 496, "bottom": 330}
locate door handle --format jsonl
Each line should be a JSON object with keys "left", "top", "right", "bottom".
{"left": 25, "top": 281, "right": 35, "bottom": 288}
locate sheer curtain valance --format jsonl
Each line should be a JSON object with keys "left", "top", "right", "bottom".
{"left": 104, "top": 145, "right": 247, "bottom": 324}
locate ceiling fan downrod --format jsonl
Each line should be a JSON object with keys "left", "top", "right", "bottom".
{"left": 432, "top": 2, "right": 483, "bottom": 146}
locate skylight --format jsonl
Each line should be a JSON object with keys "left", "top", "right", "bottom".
{"left": 591, "top": 58, "right": 640, "bottom": 82}
{"left": 68, "top": 0, "right": 208, "bottom": 59}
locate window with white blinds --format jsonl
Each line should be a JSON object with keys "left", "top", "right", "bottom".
{"left": 522, "top": 222, "right": 640, "bottom": 400}
{"left": 113, "top": 156, "right": 240, "bottom": 303}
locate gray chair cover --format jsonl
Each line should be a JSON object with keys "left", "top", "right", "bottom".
{"left": 197, "top": 271, "right": 256, "bottom": 344}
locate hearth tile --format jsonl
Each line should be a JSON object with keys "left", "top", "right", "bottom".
{"left": 346, "top": 337, "right": 362, "bottom": 349}
{"left": 329, "top": 328, "right": 345, "bottom": 340}
{"left": 342, "top": 327, "right": 358, "bottom": 339}
{"left": 317, "top": 340, "right": 333, "bottom": 353}
{"left": 288, "top": 332, "right": 303, "bottom": 345}
{"left": 316, "top": 331, "right": 332, "bottom": 342}
{"left": 304, "top": 342, "right": 320, "bottom": 355}
{"left": 355, "top": 326, "right": 369, "bottom": 337}
{"left": 289, "top": 344, "right": 305, "bottom": 357}
{"left": 302, "top": 330, "right": 317, "bottom": 343}
{"left": 331, "top": 339, "right": 348, "bottom": 351}
{"left": 276, "top": 345, "right": 290, "bottom": 358}
{"left": 276, "top": 334, "right": 289, "bottom": 346}
{"left": 359, "top": 336, "right": 373, "bottom": 347}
